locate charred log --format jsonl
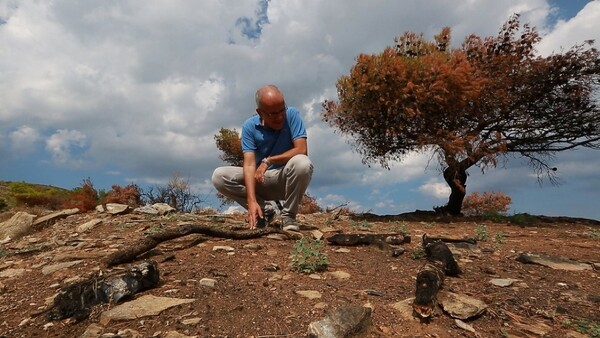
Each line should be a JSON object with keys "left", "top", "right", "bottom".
{"left": 413, "top": 235, "right": 461, "bottom": 318}
{"left": 326, "top": 233, "right": 411, "bottom": 246}
{"left": 44, "top": 260, "right": 159, "bottom": 321}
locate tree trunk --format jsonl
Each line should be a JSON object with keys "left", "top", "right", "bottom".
{"left": 440, "top": 164, "right": 468, "bottom": 215}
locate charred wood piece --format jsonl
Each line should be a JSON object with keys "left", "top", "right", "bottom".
{"left": 104, "top": 224, "right": 290, "bottom": 267}
{"left": 413, "top": 235, "right": 461, "bottom": 318}
{"left": 422, "top": 233, "right": 477, "bottom": 245}
{"left": 326, "top": 233, "right": 411, "bottom": 246}
{"left": 45, "top": 260, "right": 159, "bottom": 321}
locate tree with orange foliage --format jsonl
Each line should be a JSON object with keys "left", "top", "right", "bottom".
{"left": 323, "top": 15, "right": 600, "bottom": 215}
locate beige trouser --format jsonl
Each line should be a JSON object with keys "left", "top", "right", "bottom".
{"left": 211, "top": 154, "right": 313, "bottom": 218}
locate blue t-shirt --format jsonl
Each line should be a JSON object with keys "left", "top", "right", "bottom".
{"left": 241, "top": 106, "right": 307, "bottom": 168}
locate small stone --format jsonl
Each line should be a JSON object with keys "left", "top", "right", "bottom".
{"left": 296, "top": 290, "right": 322, "bottom": 299}
{"left": 243, "top": 243, "right": 262, "bottom": 251}
{"left": 199, "top": 278, "right": 216, "bottom": 287}
{"left": 212, "top": 246, "right": 235, "bottom": 252}
{"left": 325, "top": 270, "right": 351, "bottom": 280}
{"left": 490, "top": 278, "right": 519, "bottom": 287}
{"left": 311, "top": 230, "right": 324, "bottom": 240}
{"left": 455, "top": 319, "right": 476, "bottom": 333}
{"left": 180, "top": 317, "right": 202, "bottom": 325}
{"left": 334, "top": 248, "right": 351, "bottom": 253}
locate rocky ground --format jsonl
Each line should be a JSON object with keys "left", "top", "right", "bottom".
{"left": 0, "top": 206, "right": 599, "bottom": 338}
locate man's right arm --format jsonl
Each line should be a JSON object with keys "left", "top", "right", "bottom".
{"left": 243, "top": 151, "right": 262, "bottom": 228}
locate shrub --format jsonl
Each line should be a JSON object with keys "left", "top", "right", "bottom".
{"left": 298, "top": 193, "right": 322, "bottom": 214}
{"left": 0, "top": 198, "right": 7, "bottom": 211}
{"left": 101, "top": 183, "right": 143, "bottom": 207}
{"left": 462, "top": 191, "right": 512, "bottom": 216}
{"left": 62, "top": 178, "right": 99, "bottom": 212}
{"left": 142, "top": 173, "right": 203, "bottom": 212}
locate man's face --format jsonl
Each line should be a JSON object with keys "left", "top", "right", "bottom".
{"left": 257, "top": 100, "right": 286, "bottom": 130}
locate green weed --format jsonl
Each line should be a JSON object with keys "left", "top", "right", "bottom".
{"left": 475, "top": 224, "right": 489, "bottom": 242}
{"left": 410, "top": 248, "right": 425, "bottom": 260}
{"left": 495, "top": 231, "right": 506, "bottom": 244}
{"left": 289, "top": 237, "right": 329, "bottom": 274}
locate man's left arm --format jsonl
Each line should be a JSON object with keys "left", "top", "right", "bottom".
{"left": 265, "top": 137, "right": 307, "bottom": 165}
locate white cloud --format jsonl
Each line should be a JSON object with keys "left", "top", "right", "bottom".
{"left": 45, "top": 129, "right": 87, "bottom": 168}
{"left": 417, "top": 178, "right": 451, "bottom": 199}
{"left": 0, "top": 0, "right": 598, "bottom": 218}
{"left": 9, "top": 125, "right": 39, "bottom": 154}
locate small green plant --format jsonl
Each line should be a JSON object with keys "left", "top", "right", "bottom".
{"left": 410, "top": 248, "right": 425, "bottom": 259}
{"left": 389, "top": 221, "right": 409, "bottom": 236}
{"left": 289, "top": 237, "right": 329, "bottom": 274}
{"left": 0, "top": 198, "right": 7, "bottom": 211}
{"left": 474, "top": 224, "right": 489, "bottom": 241}
{"left": 420, "top": 221, "right": 435, "bottom": 228}
{"left": 564, "top": 319, "right": 600, "bottom": 337}
{"left": 351, "top": 220, "right": 372, "bottom": 230}
{"left": 0, "top": 249, "right": 10, "bottom": 258}
{"left": 588, "top": 228, "right": 600, "bottom": 241}
{"left": 495, "top": 231, "right": 506, "bottom": 244}
{"left": 144, "top": 224, "right": 165, "bottom": 235}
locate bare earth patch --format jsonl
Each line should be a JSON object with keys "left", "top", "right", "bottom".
{"left": 0, "top": 210, "right": 599, "bottom": 337}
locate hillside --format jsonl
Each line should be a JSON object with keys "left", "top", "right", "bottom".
{"left": 0, "top": 203, "right": 599, "bottom": 337}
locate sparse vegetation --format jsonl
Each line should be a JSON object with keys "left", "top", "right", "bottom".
{"left": 495, "top": 231, "right": 506, "bottom": 244}
{"left": 475, "top": 224, "right": 489, "bottom": 241}
{"left": 563, "top": 319, "right": 600, "bottom": 337}
{"left": 589, "top": 228, "right": 600, "bottom": 241}
{"left": 411, "top": 248, "right": 425, "bottom": 260}
{"left": 7, "top": 181, "right": 69, "bottom": 210}
{"left": 389, "top": 221, "right": 409, "bottom": 236}
{"left": 351, "top": 219, "right": 372, "bottom": 230}
{"left": 289, "top": 237, "right": 329, "bottom": 274}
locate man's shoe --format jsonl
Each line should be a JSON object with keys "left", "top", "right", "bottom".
{"left": 256, "top": 208, "right": 276, "bottom": 228}
{"left": 281, "top": 216, "right": 300, "bottom": 231}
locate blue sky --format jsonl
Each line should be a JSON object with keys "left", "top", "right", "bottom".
{"left": 1, "top": 0, "right": 599, "bottom": 219}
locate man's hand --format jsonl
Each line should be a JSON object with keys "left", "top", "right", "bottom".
{"left": 254, "top": 162, "right": 268, "bottom": 184}
{"left": 247, "top": 200, "right": 263, "bottom": 229}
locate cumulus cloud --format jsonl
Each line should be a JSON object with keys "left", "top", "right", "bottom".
{"left": 0, "top": 0, "right": 598, "bottom": 218}
{"left": 417, "top": 178, "right": 451, "bottom": 199}
{"left": 9, "top": 125, "right": 39, "bottom": 154}
{"left": 45, "top": 129, "right": 88, "bottom": 168}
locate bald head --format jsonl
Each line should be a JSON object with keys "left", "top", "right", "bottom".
{"left": 255, "top": 85, "right": 285, "bottom": 110}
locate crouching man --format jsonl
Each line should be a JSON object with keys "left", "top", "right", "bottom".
{"left": 212, "top": 85, "right": 313, "bottom": 230}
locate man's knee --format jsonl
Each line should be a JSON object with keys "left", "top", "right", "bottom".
{"left": 212, "top": 167, "right": 226, "bottom": 191}
{"left": 287, "top": 155, "right": 313, "bottom": 177}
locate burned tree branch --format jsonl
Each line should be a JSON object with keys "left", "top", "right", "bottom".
{"left": 103, "top": 224, "right": 294, "bottom": 267}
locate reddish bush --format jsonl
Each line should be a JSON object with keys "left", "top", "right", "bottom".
{"left": 462, "top": 191, "right": 512, "bottom": 216}
{"left": 101, "top": 184, "right": 143, "bottom": 207}
{"left": 298, "top": 193, "right": 322, "bottom": 214}
{"left": 62, "top": 178, "right": 99, "bottom": 212}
